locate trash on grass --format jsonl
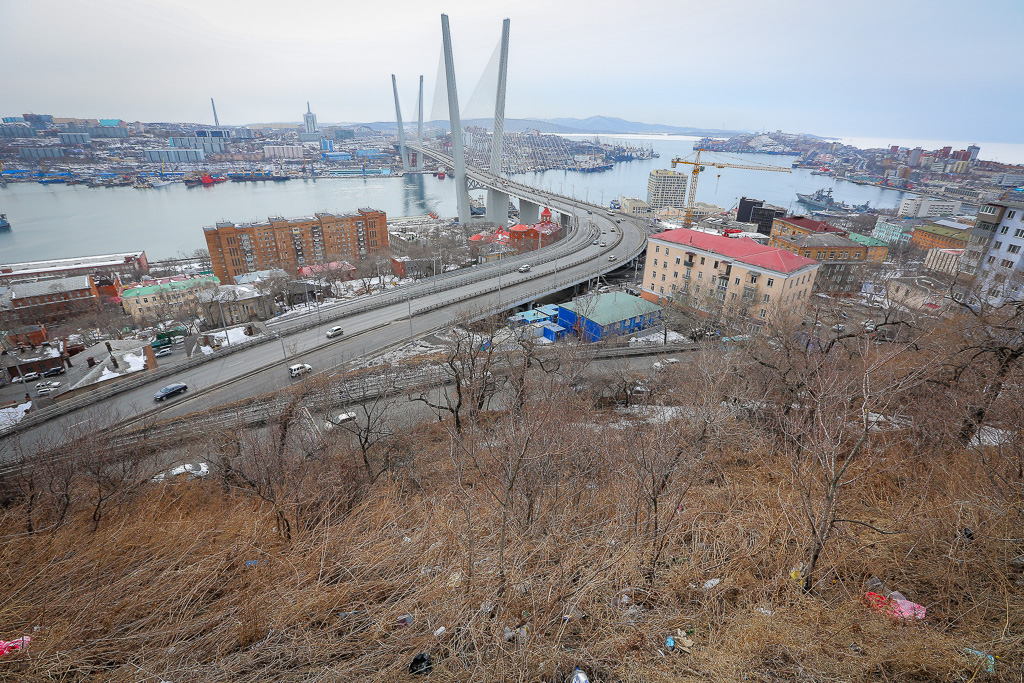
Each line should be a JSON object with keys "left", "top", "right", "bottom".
{"left": 503, "top": 625, "right": 528, "bottom": 643}
{"left": 0, "top": 636, "right": 31, "bottom": 657}
{"left": 433, "top": 626, "right": 447, "bottom": 637}
{"left": 410, "top": 652, "right": 432, "bottom": 675}
{"left": 702, "top": 578, "right": 722, "bottom": 590}
{"left": 963, "top": 648, "right": 995, "bottom": 674}
{"left": 562, "top": 606, "right": 586, "bottom": 622}
{"left": 570, "top": 667, "right": 591, "bottom": 683}
{"left": 865, "top": 592, "right": 926, "bottom": 620}
{"left": 397, "top": 613, "right": 414, "bottom": 627}
{"left": 674, "top": 629, "right": 694, "bottom": 653}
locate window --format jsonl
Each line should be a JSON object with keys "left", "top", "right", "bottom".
{"left": 1000, "top": 226, "right": 1009, "bottom": 234}
{"left": 685, "top": 268, "right": 691, "bottom": 279}
{"left": 661, "top": 274, "right": 666, "bottom": 281}
{"left": 655, "top": 245, "right": 660, "bottom": 253}
{"left": 987, "top": 256, "right": 996, "bottom": 264}
{"left": 767, "top": 278, "right": 774, "bottom": 287}
{"left": 698, "top": 271, "right": 703, "bottom": 279}
{"left": 763, "top": 294, "right": 770, "bottom": 303}
{"left": 995, "top": 241, "right": 1003, "bottom": 249}
{"left": 675, "top": 257, "right": 681, "bottom": 265}
{"left": 653, "top": 258, "right": 658, "bottom": 267}
{"left": 828, "top": 251, "right": 836, "bottom": 260}
{"left": 759, "top": 309, "right": 767, "bottom": 318}
{"left": 734, "top": 277, "right": 740, "bottom": 285}
{"left": 1001, "top": 259, "right": 1014, "bottom": 268}
{"left": 713, "top": 260, "right": 719, "bottom": 269}
{"left": 804, "top": 251, "right": 811, "bottom": 258}
{"left": 1008, "top": 244, "right": 1021, "bottom": 254}
{"left": 1009, "top": 210, "right": 1017, "bottom": 219}
{"left": 700, "top": 257, "right": 705, "bottom": 265}
{"left": 674, "top": 271, "right": 678, "bottom": 278}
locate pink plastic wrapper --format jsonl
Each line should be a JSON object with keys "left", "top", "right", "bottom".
{"left": 865, "top": 592, "right": 926, "bottom": 620}
{"left": 0, "top": 636, "right": 31, "bottom": 656}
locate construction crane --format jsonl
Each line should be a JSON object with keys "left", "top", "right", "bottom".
{"left": 671, "top": 149, "right": 791, "bottom": 227}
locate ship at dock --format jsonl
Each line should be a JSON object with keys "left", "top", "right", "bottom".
{"left": 0, "top": 213, "right": 11, "bottom": 231}
{"left": 796, "top": 187, "right": 838, "bottom": 210}
{"left": 227, "top": 170, "right": 291, "bottom": 182}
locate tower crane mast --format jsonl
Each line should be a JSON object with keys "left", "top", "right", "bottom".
{"left": 671, "top": 149, "right": 791, "bottom": 227}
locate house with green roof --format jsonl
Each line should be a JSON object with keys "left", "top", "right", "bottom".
{"left": 846, "top": 232, "right": 889, "bottom": 262}
{"left": 119, "top": 275, "right": 219, "bottom": 323}
{"left": 557, "top": 292, "right": 663, "bottom": 342}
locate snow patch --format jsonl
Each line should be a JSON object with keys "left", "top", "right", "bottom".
{"left": 0, "top": 402, "right": 32, "bottom": 429}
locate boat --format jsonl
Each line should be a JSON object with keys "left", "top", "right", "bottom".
{"left": 435, "top": 166, "right": 446, "bottom": 179}
{"left": 0, "top": 213, "right": 10, "bottom": 231}
{"left": 227, "top": 170, "right": 291, "bottom": 182}
{"left": 186, "top": 172, "right": 227, "bottom": 187}
{"left": 150, "top": 179, "right": 173, "bottom": 188}
{"left": 796, "top": 188, "right": 837, "bottom": 210}
{"left": 132, "top": 179, "right": 153, "bottom": 189}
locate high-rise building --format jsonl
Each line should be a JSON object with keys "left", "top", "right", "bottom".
{"left": 646, "top": 169, "right": 687, "bottom": 210}
{"left": 303, "top": 102, "right": 318, "bottom": 134}
{"left": 898, "top": 196, "right": 962, "bottom": 219}
{"left": 967, "top": 144, "right": 981, "bottom": 161}
{"left": 203, "top": 209, "right": 388, "bottom": 283}
{"left": 737, "top": 197, "right": 763, "bottom": 223}
{"left": 959, "top": 200, "right": 1024, "bottom": 306}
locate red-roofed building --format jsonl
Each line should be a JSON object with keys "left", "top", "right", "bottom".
{"left": 643, "top": 227, "right": 820, "bottom": 327}
{"left": 296, "top": 261, "right": 356, "bottom": 280}
{"left": 469, "top": 227, "right": 516, "bottom": 262}
{"left": 770, "top": 215, "right": 847, "bottom": 239}
{"left": 508, "top": 219, "right": 562, "bottom": 252}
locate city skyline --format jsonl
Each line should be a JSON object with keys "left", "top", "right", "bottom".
{"left": 1, "top": 0, "right": 1022, "bottom": 143}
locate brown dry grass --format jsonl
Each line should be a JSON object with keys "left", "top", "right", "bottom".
{"left": 0, "top": 354, "right": 1022, "bottom": 681}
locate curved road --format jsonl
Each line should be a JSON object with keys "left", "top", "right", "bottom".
{"left": 2, "top": 164, "right": 649, "bottom": 456}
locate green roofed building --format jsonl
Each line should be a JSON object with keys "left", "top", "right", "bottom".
{"left": 557, "top": 292, "right": 663, "bottom": 342}
{"left": 846, "top": 232, "right": 890, "bottom": 263}
{"left": 120, "top": 275, "right": 219, "bottom": 323}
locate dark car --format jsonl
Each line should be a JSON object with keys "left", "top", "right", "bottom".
{"left": 42, "top": 366, "right": 65, "bottom": 377}
{"left": 154, "top": 382, "right": 188, "bottom": 401}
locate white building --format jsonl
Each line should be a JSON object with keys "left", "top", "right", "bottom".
{"left": 898, "top": 196, "right": 962, "bottom": 219}
{"left": 621, "top": 197, "right": 653, "bottom": 217}
{"left": 646, "top": 169, "right": 688, "bottom": 210}
{"left": 303, "top": 102, "right": 318, "bottom": 134}
{"left": 923, "top": 248, "right": 965, "bottom": 277}
{"left": 263, "top": 145, "right": 304, "bottom": 160}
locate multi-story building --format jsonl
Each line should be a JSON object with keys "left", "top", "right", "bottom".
{"left": 621, "top": 197, "right": 654, "bottom": 218}
{"left": 770, "top": 216, "right": 847, "bottom": 240}
{"left": 898, "top": 196, "right": 962, "bottom": 219}
{"left": 769, "top": 233, "right": 867, "bottom": 293}
{"left": 748, "top": 203, "right": 787, "bottom": 236}
{"left": 0, "top": 251, "right": 147, "bottom": 284}
{"left": 646, "top": 169, "right": 687, "bottom": 210}
{"left": 642, "top": 228, "right": 819, "bottom": 328}
{"left": 196, "top": 284, "right": 278, "bottom": 326}
{"left": 959, "top": 200, "right": 1024, "bottom": 305}
{"left": 3, "top": 275, "right": 101, "bottom": 325}
{"left": 871, "top": 217, "right": 917, "bottom": 246}
{"left": 145, "top": 149, "right": 205, "bottom": 163}
{"left": 846, "top": 233, "right": 889, "bottom": 263}
{"left": 119, "top": 275, "right": 220, "bottom": 323}
{"left": 303, "top": 103, "right": 318, "bottom": 134}
{"left": 924, "top": 248, "right": 965, "bottom": 277}
{"left": 203, "top": 209, "right": 388, "bottom": 283}
{"left": 263, "top": 145, "right": 304, "bottom": 160}
{"left": 909, "top": 222, "right": 970, "bottom": 251}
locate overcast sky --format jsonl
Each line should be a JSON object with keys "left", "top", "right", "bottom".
{"left": 2, "top": 0, "right": 1021, "bottom": 142}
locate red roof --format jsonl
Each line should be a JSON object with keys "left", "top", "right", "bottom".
{"left": 541, "top": 207, "right": 552, "bottom": 218}
{"left": 651, "top": 228, "right": 818, "bottom": 274}
{"left": 779, "top": 216, "right": 845, "bottom": 234}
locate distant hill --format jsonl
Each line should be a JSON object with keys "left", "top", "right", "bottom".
{"left": 357, "top": 116, "right": 744, "bottom": 137}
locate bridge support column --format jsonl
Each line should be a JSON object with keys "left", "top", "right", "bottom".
{"left": 416, "top": 75, "right": 424, "bottom": 170}
{"left": 486, "top": 188, "right": 509, "bottom": 225}
{"left": 559, "top": 212, "right": 570, "bottom": 230}
{"left": 441, "top": 14, "right": 471, "bottom": 225}
{"left": 520, "top": 199, "right": 540, "bottom": 225}
{"left": 391, "top": 74, "right": 409, "bottom": 172}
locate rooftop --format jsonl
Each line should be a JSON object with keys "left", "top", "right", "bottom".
{"left": 775, "top": 233, "right": 864, "bottom": 248}
{"left": 11, "top": 275, "right": 93, "bottom": 299}
{"left": 1, "top": 251, "right": 145, "bottom": 277}
{"left": 846, "top": 233, "right": 889, "bottom": 248}
{"left": 913, "top": 223, "right": 971, "bottom": 240}
{"left": 560, "top": 292, "right": 663, "bottom": 327}
{"left": 651, "top": 228, "right": 819, "bottom": 275}
{"left": 122, "top": 275, "right": 219, "bottom": 298}
{"left": 777, "top": 215, "right": 845, "bottom": 234}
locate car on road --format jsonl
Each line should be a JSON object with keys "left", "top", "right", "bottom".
{"left": 21, "top": 371, "right": 40, "bottom": 383}
{"left": 592, "top": 240, "right": 599, "bottom": 245}
{"left": 587, "top": 210, "right": 592, "bottom": 214}
{"left": 323, "top": 411, "right": 357, "bottom": 431}
{"left": 42, "top": 366, "right": 65, "bottom": 377}
{"left": 326, "top": 326, "right": 344, "bottom": 339}
{"left": 35, "top": 381, "right": 62, "bottom": 395}
{"left": 289, "top": 363, "right": 313, "bottom": 378}
{"left": 154, "top": 347, "right": 172, "bottom": 357}
{"left": 608, "top": 255, "right": 617, "bottom": 261}
{"left": 599, "top": 242, "right": 607, "bottom": 247}
{"left": 154, "top": 382, "right": 188, "bottom": 401}
{"left": 11, "top": 375, "right": 24, "bottom": 383}
{"left": 518, "top": 264, "right": 531, "bottom": 273}
{"left": 615, "top": 219, "right": 622, "bottom": 224}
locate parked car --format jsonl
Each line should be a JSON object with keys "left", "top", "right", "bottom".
{"left": 42, "top": 366, "right": 65, "bottom": 377}
{"left": 154, "top": 382, "right": 188, "bottom": 401}
{"left": 323, "top": 411, "right": 357, "bottom": 431}
{"left": 289, "top": 363, "right": 313, "bottom": 378}
{"left": 326, "top": 326, "right": 344, "bottom": 339}
{"left": 11, "top": 375, "right": 24, "bottom": 383}
{"left": 35, "top": 381, "right": 61, "bottom": 395}
{"left": 21, "top": 371, "right": 40, "bottom": 382}
{"left": 518, "top": 264, "right": 531, "bottom": 273}
{"left": 154, "top": 347, "right": 172, "bottom": 357}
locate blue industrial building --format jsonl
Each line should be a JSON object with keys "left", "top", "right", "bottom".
{"left": 557, "top": 292, "right": 663, "bottom": 342}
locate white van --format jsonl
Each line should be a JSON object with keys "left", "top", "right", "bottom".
{"left": 289, "top": 363, "right": 313, "bottom": 378}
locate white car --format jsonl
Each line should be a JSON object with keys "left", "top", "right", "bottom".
{"left": 599, "top": 242, "right": 607, "bottom": 247}
{"left": 21, "top": 371, "right": 40, "bottom": 382}
{"left": 592, "top": 240, "right": 599, "bottom": 245}
{"left": 323, "top": 411, "right": 357, "bottom": 431}
{"left": 154, "top": 347, "right": 172, "bottom": 357}
{"left": 289, "top": 363, "right": 313, "bottom": 378}
{"left": 326, "top": 326, "right": 344, "bottom": 339}
{"left": 608, "top": 255, "right": 617, "bottom": 261}
{"left": 518, "top": 264, "right": 531, "bottom": 273}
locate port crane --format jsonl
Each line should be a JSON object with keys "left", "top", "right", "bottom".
{"left": 670, "top": 149, "right": 791, "bottom": 227}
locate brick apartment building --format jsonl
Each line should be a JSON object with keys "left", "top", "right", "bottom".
{"left": 769, "top": 233, "right": 868, "bottom": 293}
{"left": 642, "top": 228, "right": 820, "bottom": 328}
{"left": 770, "top": 215, "right": 848, "bottom": 239}
{"left": 909, "top": 222, "right": 971, "bottom": 251}
{"left": 0, "top": 251, "right": 148, "bottom": 284}
{"left": 2, "top": 275, "right": 101, "bottom": 326}
{"left": 203, "top": 209, "right": 388, "bottom": 283}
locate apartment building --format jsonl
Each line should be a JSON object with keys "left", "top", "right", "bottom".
{"left": 120, "top": 275, "right": 220, "bottom": 323}
{"left": 646, "top": 169, "right": 688, "bottom": 210}
{"left": 924, "top": 248, "right": 965, "bottom": 277}
{"left": 909, "top": 222, "right": 970, "bottom": 251}
{"left": 770, "top": 215, "right": 847, "bottom": 239}
{"left": 642, "top": 228, "right": 819, "bottom": 328}
{"left": 871, "top": 217, "right": 917, "bottom": 246}
{"left": 846, "top": 233, "right": 889, "bottom": 263}
{"left": 959, "top": 200, "right": 1024, "bottom": 305}
{"left": 203, "top": 209, "right": 388, "bottom": 283}
{"left": 770, "top": 233, "right": 868, "bottom": 293}
{"left": 0, "top": 251, "right": 148, "bottom": 284}
{"left": 897, "top": 196, "right": 961, "bottom": 218}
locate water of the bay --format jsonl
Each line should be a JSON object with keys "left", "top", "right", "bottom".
{"left": 2, "top": 133, "right": 1006, "bottom": 263}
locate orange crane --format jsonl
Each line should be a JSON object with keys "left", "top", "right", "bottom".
{"left": 670, "top": 149, "right": 791, "bottom": 227}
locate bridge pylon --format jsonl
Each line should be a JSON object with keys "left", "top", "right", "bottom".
{"left": 485, "top": 18, "right": 511, "bottom": 226}
{"left": 441, "top": 14, "right": 471, "bottom": 225}
{"left": 391, "top": 74, "right": 410, "bottom": 173}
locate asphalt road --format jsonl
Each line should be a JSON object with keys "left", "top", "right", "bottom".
{"left": 1, "top": 172, "right": 648, "bottom": 457}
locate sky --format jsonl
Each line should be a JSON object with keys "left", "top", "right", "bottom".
{"left": 2, "top": 0, "right": 1022, "bottom": 142}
